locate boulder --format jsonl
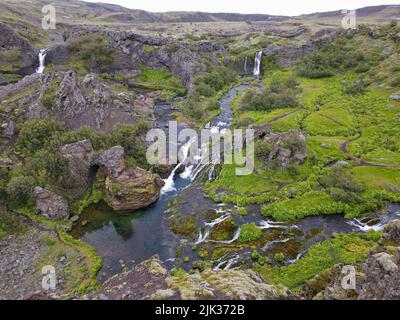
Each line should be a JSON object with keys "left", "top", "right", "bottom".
{"left": 34, "top": 187, "right": 69, "bottom": 220}
{"left": 266, "top": 130, "right": 307, "bottom": 170}
{"left": 96, "top": 146, "right": 125, "bottom": 179}
{"left": 105, "top": 167, "right": 165, "bottom": 211}
{"left": 60, "top": 140, "right": 94, "bottom": 192}
{"left": 389, "top": 91, "right": 400, "bottom": 102}
{"left": 373, "top": 252, "right": 398, "bottom": 273}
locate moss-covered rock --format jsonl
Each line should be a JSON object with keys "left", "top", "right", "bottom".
{"left": 209, "top": 217, "right": 238, "bottom": 241}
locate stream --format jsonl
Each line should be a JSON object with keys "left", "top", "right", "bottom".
{"left": 70, "top": 83, "right": 400, "bottom": 282}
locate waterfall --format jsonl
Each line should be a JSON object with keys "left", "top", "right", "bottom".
{"left": 36, "top": 49, "right": 47, "bottom": 74}
{"left": 161, "top": 138, "right": 196, "bottom": 194}
{"left": 253, "top": 51, "right": 263, "bottom": 77}
{"left": 244, "top": 56, "right": 248, "bottom": 75}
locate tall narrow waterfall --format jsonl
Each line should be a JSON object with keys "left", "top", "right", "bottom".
{"left": 253, "top": 51, "right": 263, "bottom": 77}
{"left": 36, "top": 49, "right": 47, "bottom": 74}
{"left": 243, "top": 56, "right": 248, "bottom": 75}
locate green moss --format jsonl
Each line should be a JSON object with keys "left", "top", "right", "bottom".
{"left": 170, "top": 215, "right": 197, "bottom": 237}
{"left": 238, "top": 223, "right": 262, "bottom": 243}
{"left": 209, "top": 217, "right": 238, "bottom": 241}
{"left": 255, "top": 232, "right": 380, "bottom": 289}
{"left": 70, "top": 184, "right": 107, "bottom": 215}
{"left": 57, "top": 227, "right": 102, "bottom": 294}
{"left": 135, "top": 66, "right": 186, "bottom": 98}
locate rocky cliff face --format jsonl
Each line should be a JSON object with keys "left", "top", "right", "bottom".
{"left": 0, "top": 71, "right": 152, "bottom": 133}
{"left": 0, "top": 22, "right": 37, "bottom": 78}
{"left": 264, "top": 28, "right": 339, "bottom": 67}
{"left": 89, "top": 255, "right": 293, "bottom": 300}
{"left": 60, "top": 140, "right": 95, "bottom": 194}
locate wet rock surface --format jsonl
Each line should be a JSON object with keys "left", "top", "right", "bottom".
{"left": 95, "top": 146, "right": 165, "bottom": 211}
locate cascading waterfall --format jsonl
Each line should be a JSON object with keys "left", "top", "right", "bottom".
{"left": 243, "top": 56, "right": 248, "bottom": 75}
{"left": 161, "top": 138, "right": 197, "bottom": 194}
{"left": 253, "top": 51, "right": 263, "bottom": 77}
{"left": 36, "top": 49, "right": 47, "bottom": 74}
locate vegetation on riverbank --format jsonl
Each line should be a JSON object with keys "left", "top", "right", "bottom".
{"left": 254, "top": 232, "right": 380, "bottom": 289}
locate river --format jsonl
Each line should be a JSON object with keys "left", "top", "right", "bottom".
{"left": 70, "top": 83, "right": 400, "bottom": 281}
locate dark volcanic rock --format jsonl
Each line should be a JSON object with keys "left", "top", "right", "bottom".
{"left": 264, "top": 28, "right": 339, "bottom": 67}
{"left": 0, "top": 22, "right": 36, "bottom": 74}
{"left": 34, "top": 187, "right": 69, "bottom": 220}
{"left": 96, "top": 146, "right": 126, "bottom": 179}
{"left": 0, "top": 71, "right": 152, "bottom": 132}
{"left": 304, "top": 221, "right": 400, "bottom": 300}
{"left": 60, "top": 140, "right": 95, "bottom": 192}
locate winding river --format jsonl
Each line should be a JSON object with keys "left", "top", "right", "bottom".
{"left": 70, "top": 83, "right": 400, "bottom": 281}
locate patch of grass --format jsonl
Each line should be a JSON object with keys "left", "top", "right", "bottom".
{"left": 136, "top": 66, "right": 186, "bottom": 98}
{"left": 238, "top": 223, "right": 262, "bottom": 243}
{"left": 351, "top": 167, "right": 400, "bottom": 191}
{"left": 57, "top": 227, "right": 103, "bottom": 294}
{"left": 0, "top": 208, "right": 27, "bottom": 239}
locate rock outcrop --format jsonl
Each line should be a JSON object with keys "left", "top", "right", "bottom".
{"left": 96, "top": 146, "right": 164, "bottom": 212}
{"left": 303, "top": 220, "right": 400, "bottom": 300}
{"left": 96, "top": 146, "right": 125, "bottom": 179}
{"left": 90, "top": 255, "right": 293, "bottom": 300}
{"left": 60, "top": 140, "right": 95, "bottom": 192}
{"left": 266, "top": 130, "right": 307, "bottom": 170}
{"left": 389, "top": 91, "right": 400, "bottom": 102}
{"left": 0, "top": 71, "right": 152, "bottom": 132}
{"left": 264, "top": 28, "right": 339, "bottom": 67}
{"left": 34, "top": 187, "right": 69, "bottom": 220}
{"left": 0, "top": 22, "right": 36, "bottom": 75}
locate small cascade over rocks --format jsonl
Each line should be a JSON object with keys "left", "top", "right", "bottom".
{"left": 162, "top": 137, "right": 197, "bottom": 194}
{"left": 36, "top": 49, "right": 47, "bottom": 74}
{"left": 347, "top": 218, "right": 386, "bottom": 232}
{"left": 253, "top": 51, "right": 263, "bottom": 77}
{"left": 195, "top": 210, "right": 241, "bottom": 246}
